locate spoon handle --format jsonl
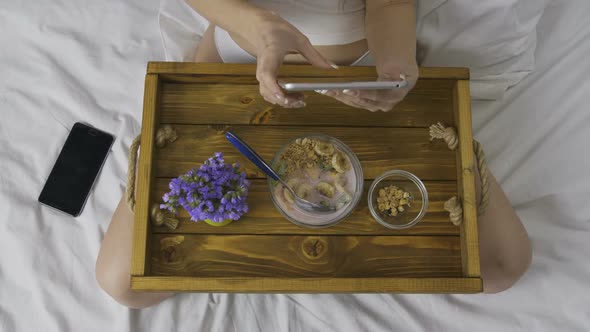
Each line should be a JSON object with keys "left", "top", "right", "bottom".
{"left": 225, "top": 131, "right": 281, "bottom": 181}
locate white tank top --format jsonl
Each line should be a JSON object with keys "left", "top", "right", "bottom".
{"left": 249, "top": 0, "right": 366, "bottom": 45}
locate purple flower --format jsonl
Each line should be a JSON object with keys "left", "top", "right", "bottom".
{"left": 160, "top": 152, "right": 250, "bottom": 223}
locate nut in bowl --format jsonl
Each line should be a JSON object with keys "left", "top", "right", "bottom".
{"left": 268, "top": 135, "right": 363, "bottom": 228}
{"left": 368, "top": 170, "right": 429, "bottom": 229}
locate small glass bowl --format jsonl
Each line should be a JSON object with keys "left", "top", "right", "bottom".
{"left": 368, "top": 170, "right": 429, "bottom": 229}
{"left": 268, "top": 134, "right": 364, "bottom": 228}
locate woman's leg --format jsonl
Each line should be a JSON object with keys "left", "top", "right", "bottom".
{"left": 475, "top": 166, "right": 533, "bottom": 293}
{"left": 194, "top": 24, "right": 222, "bottom": 63}
{"left": 95, "top": 24, "right": 224, "bottom": 309}
{"left": 96, "top": 196, "right": 175, "bottom": 308}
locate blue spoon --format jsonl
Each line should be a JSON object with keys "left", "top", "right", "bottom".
{"left": 225, "top": 131, "right": 334, "bottom": 213}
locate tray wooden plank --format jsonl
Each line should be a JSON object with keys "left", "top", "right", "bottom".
{"left": 150, "top": 234, "right": 461, "bottom": 278}
{"left": 453, "top": 80, "right": 481, "bottom": 277}
{"left": 147, "top": 62, "right": 470, "bottom": 80}
{"left": 154, "top": 125, "right": 457, "bottom": 180}
{"left": 152, "top": 179, "right": 459, "bottom": 235}
{"left": 158, "top": 79, "right": 454, "bottom": 127}
{"left": 131, "top": 73, "right": 160, "bottom": 276}
{"left": 131, "top": 277, "right": 482, "bottom": 293}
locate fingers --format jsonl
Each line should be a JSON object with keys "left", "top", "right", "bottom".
{"left": 256, "top": 48, "right": 305, "bottom": 108}
{"left": 297, "top": 37, "right": 337, "bottom": 70}
{"left": 338, "top": 89, "right": 404, "bottom": 112}
{"left": 354, "top": 88, "right": 406, "bottom": 106}
{"left": 256, "top": 48, "right": 285, "bottom": 101}
{"left": 314, "top": 64, "right": 418, "bottom": 112}
{"left": 319, "top": 90, "right": 395, "bottom": 112}
{"left": 321, "top": 90, "right": 367, "bottom": 110}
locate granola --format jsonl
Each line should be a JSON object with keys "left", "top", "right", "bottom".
{"left": 376, "top": 185, "right": 413, "bottom": 217}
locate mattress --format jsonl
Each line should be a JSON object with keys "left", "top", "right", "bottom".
{"left": 1, "top": 0, "right": 589, "bottom": 331}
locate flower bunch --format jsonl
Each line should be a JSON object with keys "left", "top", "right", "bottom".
{"left": 160, "top": 152, "right": 250, "bottom": 223}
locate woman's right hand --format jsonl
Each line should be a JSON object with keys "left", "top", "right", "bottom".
{"left": 186, "top": 1, "right": 335, "bottom": 107}
{"left": 240, "top": 10, "right": 337, "bottom": 108}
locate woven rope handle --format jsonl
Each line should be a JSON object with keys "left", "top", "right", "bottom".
{"left": 429, "top": 122, "right": 491, "bottom": 225}
{"left": 125, "top": 135, "right": 141, "bottom": 212}
{"left": 125, "top": 126, "right": 179, "bottom": 230}
{"left": 473, "top": 140, "right": 490, "bottom": 214}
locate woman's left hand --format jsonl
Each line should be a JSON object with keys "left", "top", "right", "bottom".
{"left": 318, "top": 60, "right": 419, "bottom": 112}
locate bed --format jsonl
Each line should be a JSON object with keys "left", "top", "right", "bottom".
{"left": 1, "top": 0, "right": 589, "bottom": 331}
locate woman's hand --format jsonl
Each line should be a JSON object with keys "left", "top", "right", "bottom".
{"left": 318, "top": 0, "right": 418, "bottom": 112}
{"left": 248, "top": 11, "right": 336, "bottom": 108}
{"left": 319, "top": 60, "right": 418, "bottom": 112}
{"left": 185, "top": 1, "right": 335, "bottom": 108}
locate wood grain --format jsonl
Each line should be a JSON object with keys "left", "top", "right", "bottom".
{"left": 453, "top": 80, "right": 481, "bottom": 278}
{"left": 158, "top": 80, "right": 454, "bottom": 127}
{"left": 151, "top": 179, "right": 459, "bottom": 235}
{"left": 147, "top": 62, "right": 470, "bottom": 80}
{"left": 154, "top": 125, "right": 457, "bottom": 180}
{"left": 150, "top": 234, "right": 462, "bottom": 278}
{"left": 131, "top": 276, "right": 482, "bottom": 293}
{"left": 131, "top": 74, "right": 160, "bottom": 276}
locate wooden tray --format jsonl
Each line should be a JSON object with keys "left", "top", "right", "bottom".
{"left": 130, "top": 62, "right": 481, "bottom": 293}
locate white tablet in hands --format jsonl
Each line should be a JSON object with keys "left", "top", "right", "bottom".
{"left": 279, "top": 80, "right": 407, "bottom": 91}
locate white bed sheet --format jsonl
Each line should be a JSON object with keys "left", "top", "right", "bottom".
{"left": 1, "top": 0, "right": 589, "bottom": 331}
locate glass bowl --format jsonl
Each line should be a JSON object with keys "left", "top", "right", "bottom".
{"left": 368, "top": 170, "right": 429, "bottom": 229}
{"left": 268, "top": 134, "right": 364, "bottom": 228}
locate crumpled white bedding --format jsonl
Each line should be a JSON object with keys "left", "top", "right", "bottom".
{"left": 1, "top": 0, "right": 589, "bottom": 331}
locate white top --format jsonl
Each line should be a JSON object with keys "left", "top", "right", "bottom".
{"left": 248, "top": 0, "right": 366, "bottom": 46}
{"left": 213, "top": 0, "right": 368, "bottom": 63}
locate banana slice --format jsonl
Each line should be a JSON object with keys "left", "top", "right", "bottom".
{"left": 327, "top": 170, "right": 340, "bottom": 180}
{"left": 287, "top": 178, "right": 301, "bottom": 191}
{"left": 331, "top": 152, "right": 350, "bottom": 173}
{"left": 316, "top": 182, "right": 336, "bottom": 198}
{"left": 335, "top": 192, "right": 352, "bottom": 210}
{"left": 296, "top": 183, "right": 313, "bottom": 199}
{"left": 335, "top": 182, "right": 347, "bottom": 196}
{"left": 283, "top": 187, "right": 295, "bottom": 204}
{"left": 283, "top": 179, "right": 301, "bottom": 204}
{"left": 305, "top": 166, "right": 321, "bottom": 180}
{"left": 314, "top": 141, "right": 335, "bottom": 156}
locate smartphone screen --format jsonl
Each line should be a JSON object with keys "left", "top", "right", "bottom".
{"left": 38, "top": 122, "right": 114, "bottom": 217}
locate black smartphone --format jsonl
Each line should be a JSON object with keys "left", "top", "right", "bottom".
{"left": 38, "top": 122, "right": 114, "bottom": 217}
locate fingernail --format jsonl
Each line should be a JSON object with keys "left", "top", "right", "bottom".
{"left": 328, "top": 61, "right": 339, "bottom": 69}
{"left": 342, "top": 89, "right": 356, "bottom": 96}
{"left": 315, "top": 89, "right": 328, "bottom": 94}
{"left": 277, "top": 95, "right": 289, "bottom": 105}
{"left": 400, "top": 73, "right": 406, "bottom": 80}
{"left": 293, "top": 101, "right": 306, "bottom": 108}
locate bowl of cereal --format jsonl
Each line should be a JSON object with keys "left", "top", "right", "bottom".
{"left": 268, "top": 134, "right": 363, "bottom": 228}
{"left": 368, "top": 170, "right": 429, "bottom": 229}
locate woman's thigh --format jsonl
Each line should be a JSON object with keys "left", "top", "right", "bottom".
{"left": 194, "top": 24, "right": 222, "bottom": 63}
